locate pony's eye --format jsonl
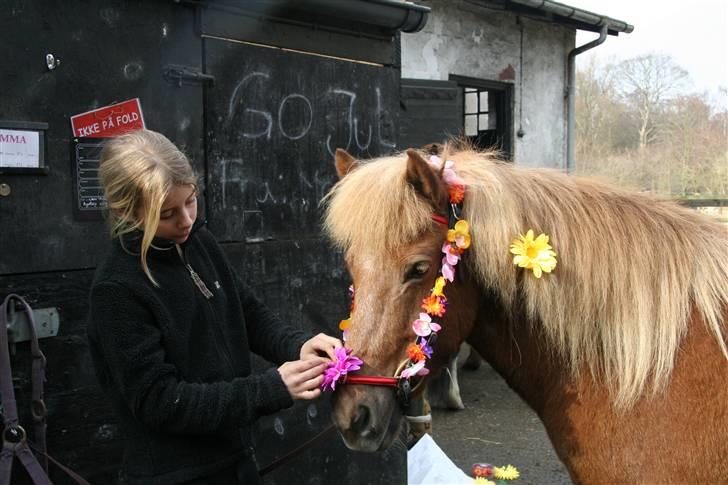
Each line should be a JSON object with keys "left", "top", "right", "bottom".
{"left": 404, "top": 261, "right": 430, "bottom": 282}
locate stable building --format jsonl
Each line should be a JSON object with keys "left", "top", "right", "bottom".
{"left": 399, "top": 0, "right": 632, "bottom": 169}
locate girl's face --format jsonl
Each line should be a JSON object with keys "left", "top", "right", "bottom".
{"left": 151, "top": 184, "right": 198, "bottom": 244}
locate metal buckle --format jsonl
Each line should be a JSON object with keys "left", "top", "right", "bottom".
{"left": 3, "top": 425, "right": 26, "bottom": 447}
{"left": 396, "top": 379, "right": 411, "bottom": 409}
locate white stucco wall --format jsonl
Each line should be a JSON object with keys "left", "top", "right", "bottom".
{"left": 401, "top": 0, "right": 575, "bottom": 169}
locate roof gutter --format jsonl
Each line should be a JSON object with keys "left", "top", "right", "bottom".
{"left": 508, "top": 0, "right": 633, "bottom": 34}
{"left": 193, "top": 0, "right": 430, "bottom": 35}
{"left": 566, "top": 23, "right": 608, "bottom": 173}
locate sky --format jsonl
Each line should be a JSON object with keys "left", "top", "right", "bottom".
{"left": 567, "top": 0, "right": 727, "bottom": 103}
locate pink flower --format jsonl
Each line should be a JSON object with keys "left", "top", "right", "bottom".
{"left": 441, "top": 260, "right": 455, "bottom": 282}
{"left": 428, "top": 155, "right": 443, "bottom": 169}
{"left": 412, "top": 313, "right": 442, "bottom": 337}
{"left": 442, "top": 160, "right": 464, "bottom": 186}
{"left": 442, "top": 242, "right": 460, "bottom": 266}
{"left": 321, "top": 347, "right": 363, "bottom": 391}
{"left": 400, "top": 360, "right": 430, "bottom": 379}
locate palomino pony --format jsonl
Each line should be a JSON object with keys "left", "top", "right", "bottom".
{"left": 323, "top": 146, "right": 728, "bottom": 483}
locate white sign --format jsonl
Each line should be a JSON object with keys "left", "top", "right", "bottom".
{"left": 0, "top": 129, "right": 40, "bottom": 168}
{"left": 407, "top": 434, "right": 472, "bottom": 485}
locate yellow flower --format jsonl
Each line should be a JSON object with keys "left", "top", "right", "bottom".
{"left": 473, "top": 478, "right": 496, "bottom": 485}
{"left": 432, "top": 276, "right": 446, "bottom": 297}
{"left": 447, "top": 220, "right": 471, "bottom": 250}
{"left": 509, "top": 229, "right": 557, "bottom": 278}
{"left": 493, "top": 464, "right": 520, "bottom": 480}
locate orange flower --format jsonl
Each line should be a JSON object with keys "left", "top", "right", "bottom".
{"left": 407, "top": 343, "right": 427, "bottom": 362}
{"left": 421, "top": 295, "right": 447, "bottom": 317}
{"left": 448, "top": 184, "right": 465, "bottom": 204}
{"left": 339, "top": 318, "right": 351, "bottom": 331}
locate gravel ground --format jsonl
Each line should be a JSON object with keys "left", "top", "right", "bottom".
{"left": 429, "top": 362, "right": 572, "bottom": 485}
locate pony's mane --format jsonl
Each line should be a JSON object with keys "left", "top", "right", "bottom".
{"left": 323, "top": 146, "right": 728, "bottom": 408}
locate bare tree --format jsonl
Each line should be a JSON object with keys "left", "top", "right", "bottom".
{"left": 617, "top": 53, "right": 689, "bottom": 150}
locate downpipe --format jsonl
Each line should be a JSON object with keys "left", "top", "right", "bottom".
{"left": 566, "top": 23, "right": 608, "bottom": 173}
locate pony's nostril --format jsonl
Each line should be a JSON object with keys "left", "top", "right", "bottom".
{"left": 351, "top": 405, "right": 371, "bottom": 435}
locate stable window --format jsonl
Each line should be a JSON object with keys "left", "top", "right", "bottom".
{"left": 464, "top": 88, "right": 490, "bottom": 137}
{"left": 452, "top": 76, "right": 513, "bottom": 160}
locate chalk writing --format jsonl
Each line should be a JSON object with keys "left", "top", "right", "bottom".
{"left": 278, "top": 94, "right": 313, "bottom": 140}
{"left": 226, "top": 72, "right": 395, "bottom": 154}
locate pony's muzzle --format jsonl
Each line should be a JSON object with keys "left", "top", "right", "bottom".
{"left": 351, "top": 404, "right": 372, "bottom": 437}
{"left": 331, "top": 384, "right": 402, "bottom": 452}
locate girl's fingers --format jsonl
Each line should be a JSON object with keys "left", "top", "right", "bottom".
{"left": 287, "top": 361, "right": 326, "bottom": 386}
{"left": 297, "top": 388, "right": 321, "bottom": 400}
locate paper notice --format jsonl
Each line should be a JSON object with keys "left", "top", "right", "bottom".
{"left": 407, "top": 434, "right": 473, "bottom": 485}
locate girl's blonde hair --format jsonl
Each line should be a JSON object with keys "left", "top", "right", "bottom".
{"left": 99, "top": 129, "right": 197, "bottom": 285}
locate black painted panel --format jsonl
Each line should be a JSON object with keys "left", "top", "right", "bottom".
{"left": 0, "top": 1, "right": 203, "bottom": 274}
{"left": 204, "top": 38, "right": 399, "bottom": 242}
{"left": 1, "top": 3, "right": 406, "bottom": 483}
{"left": 399, "top": 78, "right": 463, "bottom": 149}
{"left": 199, "top": 5, "right": 397, "bottom": 66}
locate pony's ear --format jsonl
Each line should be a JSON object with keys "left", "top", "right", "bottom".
{"left": 405, "top": 149, "right": 447, "bottom": 209}
{"left": 334, "top": 148, "right": 357, "bottom": 179}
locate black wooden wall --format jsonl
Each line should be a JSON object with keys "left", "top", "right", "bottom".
{"left": 0, "top": 1, "right": 407, "bottom": 483}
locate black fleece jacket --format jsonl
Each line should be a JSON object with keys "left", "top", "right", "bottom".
{"left": 87, "top": 221, "right": 311, "bottom": 484}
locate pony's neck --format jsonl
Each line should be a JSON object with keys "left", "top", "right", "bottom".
{"left": 466, "top": 291, "right": 563, "bottom": 416}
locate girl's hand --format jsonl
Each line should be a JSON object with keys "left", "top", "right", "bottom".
{"left": 278, "top": 358, "right": 327, "bottom": 400}
{"left": 300, "top": 333, "right": 342, "bottom": 361}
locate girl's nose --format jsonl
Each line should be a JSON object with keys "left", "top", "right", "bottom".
{"left": 179, "top": 208, "right": 194, "bottom": 228}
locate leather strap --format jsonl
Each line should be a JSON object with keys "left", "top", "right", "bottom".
{"left": 0, "top": 294, "right": 89, "bottom": 485}
{"left": 0, "top": 294, "right": 51, "bottom": 485}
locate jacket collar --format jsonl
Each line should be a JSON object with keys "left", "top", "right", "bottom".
{"left": 119, "top": 219, "right": 206, "bottom": 257}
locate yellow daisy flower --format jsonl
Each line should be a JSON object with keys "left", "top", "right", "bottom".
{"left": 493, "top": 464, "right": 520, "bottom": 480}
{"left": 509, "top": 229, "right": 557, "bottom": 278}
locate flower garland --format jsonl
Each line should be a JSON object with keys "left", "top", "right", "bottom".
{"left": 321, "top": 155, "right": 470, "bottom": 391}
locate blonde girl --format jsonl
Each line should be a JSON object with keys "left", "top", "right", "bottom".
{"left": 87, "top": 129, "right": 340, "bottom": 485}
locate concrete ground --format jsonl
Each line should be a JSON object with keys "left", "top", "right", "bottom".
{"left": 429, "top": 362, "right": 572, "bottom": 485}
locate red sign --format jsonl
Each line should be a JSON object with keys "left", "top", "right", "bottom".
{"left": 70, "top": 98, "right": 145, "bottom": 138}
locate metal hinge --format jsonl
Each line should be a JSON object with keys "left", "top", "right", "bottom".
{"left": 6, "top": 306, "right": 59, "bottom": 344}
{"left": 163, "top": 64, "right": 215, "bottom": 87}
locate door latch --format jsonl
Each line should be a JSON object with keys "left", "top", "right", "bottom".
{"left": 163, "top": 64, "right": 215, "bottom": 87}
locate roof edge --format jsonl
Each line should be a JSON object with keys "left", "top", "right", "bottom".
{"left": 508, "top": 0, "right": 633, "bottom": 34}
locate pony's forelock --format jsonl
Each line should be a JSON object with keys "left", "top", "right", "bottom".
{"left": 323, "top": 145, "right": 728, "bottom": 409}
{"left": 323, "top": 153, "right": 433, "bottom": 256}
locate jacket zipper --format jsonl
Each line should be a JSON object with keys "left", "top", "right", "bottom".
{"left": 176, "top": 246, "right": 213, "bottom": 299}
{"left": 175, "top": 245, "right": 236, "bottom": 376}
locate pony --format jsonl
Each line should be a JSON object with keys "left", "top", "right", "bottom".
{"left": 322, "top": 145, "right": 728, "bottom": 484}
